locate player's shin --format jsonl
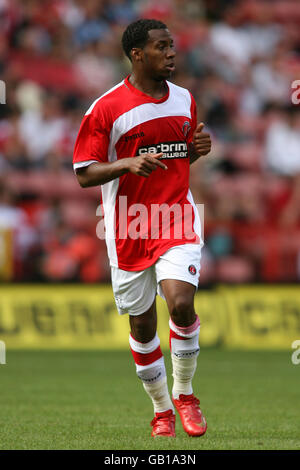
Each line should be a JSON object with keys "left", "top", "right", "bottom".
{"left": 129, "top": 333, "right": 174, "bottom": 414}
{"left": 169, "top": 316, "right": 200, "bottom": 399}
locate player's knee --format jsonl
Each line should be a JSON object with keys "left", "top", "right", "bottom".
{"left": 130, "top": 314, "right": 156, "bottom": 343}
{"left": 169, "top": 295, "right": 195, "bottom": 326}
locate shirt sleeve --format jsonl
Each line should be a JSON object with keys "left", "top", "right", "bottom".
{"left": 73, "top": 105, "right": 110, "bottom": 171}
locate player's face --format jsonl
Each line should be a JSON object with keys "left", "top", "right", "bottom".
{"left": 141, "top": 29, "right": 176, "bottom": 80}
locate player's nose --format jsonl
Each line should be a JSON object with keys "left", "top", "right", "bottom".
{"left": 166, "top": 46, "right": 176, "bottom": 59}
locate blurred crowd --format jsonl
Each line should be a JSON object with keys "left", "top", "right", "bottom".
{"left": 0, "top": 0, "right": 300, "bottom": 283}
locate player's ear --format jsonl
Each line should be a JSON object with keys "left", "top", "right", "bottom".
{"left": 131, "top": 47, "right": 143, "bottom": 62}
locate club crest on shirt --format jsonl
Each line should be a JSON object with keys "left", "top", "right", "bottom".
{"left": 188, "top": 264, "right": 197, "bottom": 275}
{"left": 182, "top": 121, "right": 191, "bottom": 137}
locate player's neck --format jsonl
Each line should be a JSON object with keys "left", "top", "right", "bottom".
{"left": 128, "top": 72, "right": 168, "bottom": 100}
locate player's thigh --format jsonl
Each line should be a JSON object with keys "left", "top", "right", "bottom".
{"left": 155, "top": 243, "right": 202, "bottom": 297}
{"left": 155, "top": 243, "right": 202, "bottom": 323}
{"left": 111, "top": 265, "right": 157, "bottom": 317}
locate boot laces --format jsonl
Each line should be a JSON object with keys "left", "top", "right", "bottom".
{"left": 179, "top": 394, "right": 202, "bottom": 421}
{"left": 151, "top": 409, "right": 174, "bottom": 430}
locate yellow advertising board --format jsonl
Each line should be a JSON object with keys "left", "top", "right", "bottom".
{"left": 0, "top": 284, "right": 299, "bottom": 350}
{"left": 0, "top": 229, "right": 13, "bottom": 281}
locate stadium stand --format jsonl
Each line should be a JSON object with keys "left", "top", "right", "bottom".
{"left": 0, "top": 0, "right": 299, "bottom": 283}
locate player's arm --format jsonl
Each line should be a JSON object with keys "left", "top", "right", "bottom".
{"left": 189, "top": 123, "right": 211, "bottom": 165}
{"left": 76, "top": 153, "right": 167, "bottom": 188}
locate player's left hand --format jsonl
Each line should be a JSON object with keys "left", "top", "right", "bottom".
{"left": 192, "top": 123, "right": 211, "bottom": 157}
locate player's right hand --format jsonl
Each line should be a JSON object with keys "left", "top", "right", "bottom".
{"left": 127, "top": 152, "right": 168, "bottom": 177}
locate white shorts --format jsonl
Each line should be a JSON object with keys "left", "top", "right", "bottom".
{"left": 111, "top": 243, "right": 203, "bottom": 316}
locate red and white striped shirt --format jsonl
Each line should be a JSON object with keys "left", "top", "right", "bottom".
{"left": 73, "top": 76, "right": 201, "bottom": 271}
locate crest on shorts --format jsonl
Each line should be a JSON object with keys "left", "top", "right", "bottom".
{"left": 188, "top": 264, "right": 197, "bottom": 275}
{"left": 182, "top": 121, "right": 191, "bottom": 137}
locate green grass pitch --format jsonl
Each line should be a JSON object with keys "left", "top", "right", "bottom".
{"left": 0, "top": 349, "right": 299, "bottom": 450}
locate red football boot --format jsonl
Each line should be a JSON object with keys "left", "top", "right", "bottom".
{"left": 172, "top": 394, "right": 207, "bottom": 437}
{"left": 150, "top": 409, "right": 176, "bottom": 437}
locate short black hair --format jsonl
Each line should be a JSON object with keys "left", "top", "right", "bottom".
{"left": 122, "top": 19, "right": 167, "bottom": 61}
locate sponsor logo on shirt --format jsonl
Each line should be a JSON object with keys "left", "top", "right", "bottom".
{"left": 137, "top": 141, "right": 188, "bottom": 159}
{"left": 124, "top": 131, "right": 145, "bottom": 142}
